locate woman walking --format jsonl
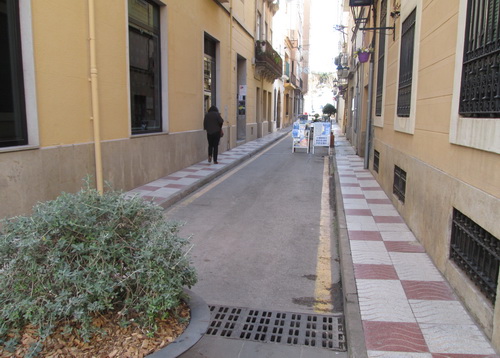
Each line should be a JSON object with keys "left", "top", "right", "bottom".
{"left": 203, "top": 106, "right": 224, "bottom": 164}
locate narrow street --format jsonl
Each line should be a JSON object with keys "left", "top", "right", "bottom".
{"left": 164, "top": 135, "right": 346, "bottom": 357}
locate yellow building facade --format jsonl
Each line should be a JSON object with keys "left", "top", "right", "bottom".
{"left": 342, "top": 0, "right": 500, "bottom": 350}
{"left": 0, "top": 0, "right": 282, "bottom": 219}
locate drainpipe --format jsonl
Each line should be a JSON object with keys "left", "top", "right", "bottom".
{"left": 88, "top": 0, "right": 104, "bottom": 193}
{"left": 228, "top": 0, "right": 233, "bottom": 149}
{"left": 363, "top": 60, "right": 374, "bottom": 169}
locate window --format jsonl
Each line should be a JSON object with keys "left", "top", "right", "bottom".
{"left": 449, "top": 0, "right": 499, "bottom": 153}
{"left": 285, "top": 94, "right": 290, "bottom": 116}
{"left": 397, "top": 9, "right": 416, "bottom": 117}
{"left": 204, "top": 35, "right": 217, "bottom": 113}
{"left": 375, "top": 0, "right": 387, "bottom": 117}
{"left": 0, "top": 0, "right": 27, "bottom": 147}
{"left": 450, "top": 208, "right": 499, "bottom": 305}
{"left": 459, "top": 0, "right": 500, "bottom": 118}
{"left": 128, "top": 0, "right": 162, "bottom": 134}
{"left": 393, "top": 165, "right": 406, "bottom": 203}
{"left": 256, "top": 11, "right": 262, "bottom": 41}
{"left": 373, "top": 150, "right": 380, "bottom": 173}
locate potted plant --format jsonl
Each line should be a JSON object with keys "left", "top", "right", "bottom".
{"left": 354, "top": 47, "right": 374, "bottom": 63}
{"left": 0, "top": 179, "right": 198, "bottom": 357}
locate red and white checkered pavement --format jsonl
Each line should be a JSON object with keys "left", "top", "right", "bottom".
{"left": 334, "top": 125, "right": 498, "bottom": 358}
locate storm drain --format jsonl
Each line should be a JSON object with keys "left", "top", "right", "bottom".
{"left": 206, "top": 305, "right": 346, "bottom": 351}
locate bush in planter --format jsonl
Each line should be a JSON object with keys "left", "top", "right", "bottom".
{"left": 0, "top": 181, "right": 197, "bottom": 356}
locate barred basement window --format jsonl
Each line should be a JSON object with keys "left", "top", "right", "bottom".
{"left": 393, "top": 165, "right": 406, "bottom": 203}
{"left": 397, "top": 9, "right": 416, "bottom": 117}
{"left": 450, "top": 208, "right": 499, "bottom": 305}
{"left": 459, "top": 0, "right": 500, "bottom": 118}
{"left": 373, "top": 150, "right": 380, "bottom": 173}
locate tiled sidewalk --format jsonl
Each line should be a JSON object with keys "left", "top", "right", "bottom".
{"left": 333, "top": 124, "right": 498, "bottom": 358}
{"left": 126, "top": 129, "right": 290, "bottom": 208}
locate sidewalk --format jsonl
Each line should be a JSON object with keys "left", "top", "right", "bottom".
{"left": 126, "top": 128, "right": 291, "bottom": 208}
{"left": 332, "top": 123, "right": 498, "bottom": 358}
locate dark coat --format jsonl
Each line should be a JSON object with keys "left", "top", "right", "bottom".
{"left": 203, "top": 111, "right": 224, "bottom": 135}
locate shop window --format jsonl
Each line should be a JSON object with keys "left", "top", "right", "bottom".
{"left": 128, "top": 0, "right": 162, "bottom": 134}
{"left": 204, "top": 36, "right": 217, "bottom": 112}
{"left": 0, "top": 0, "right": 27, "bottom": 147}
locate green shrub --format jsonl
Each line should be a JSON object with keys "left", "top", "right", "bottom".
{"left": 0, "top": 181, "right": 197, "bottom": 353}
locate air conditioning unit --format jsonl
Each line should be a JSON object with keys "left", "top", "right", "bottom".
{"left": 349, "top": 0, "right": 374, "bottom": 6}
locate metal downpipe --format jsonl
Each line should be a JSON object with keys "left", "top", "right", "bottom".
{"left": 88, "top": 0, "right": 104, "bottom": 193}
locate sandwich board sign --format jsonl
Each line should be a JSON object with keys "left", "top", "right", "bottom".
{"left": 292, "top": 121, "right": 310, "bottom": 153}
{"left": 312, "top": 122, "right": 331, "bottom": 153}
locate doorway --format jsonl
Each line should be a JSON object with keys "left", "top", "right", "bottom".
{"left": 237, "top": 55, "right": 247, "bottom": 141}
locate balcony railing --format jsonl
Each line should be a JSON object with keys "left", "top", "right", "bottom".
{"left": 255, "top": 40, "right": 283, "bottom": 80}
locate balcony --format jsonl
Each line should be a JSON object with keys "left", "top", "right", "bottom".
{"left": 266, "top": 0, "right": 280, "bottom": 12}
{"left": 284, "top": 72, "right": 300, "bottom": 90}
{"left": 255, "top": 40, "right": 283, "bottom": 81}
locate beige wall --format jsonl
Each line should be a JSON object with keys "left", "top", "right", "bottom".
{"left": 368, "top": 0, "right": 500, "bottom": 349}
{"left": 373, "top": 139, "right": 499, "bottom": 340}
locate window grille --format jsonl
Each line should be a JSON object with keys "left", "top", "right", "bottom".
{"left": 0, "top": 0, "right": 28, "bottom": 147}
{"left": 459, "top": 0, "right": 500, "bottom": 118}
{"left": 450, "top": 208, "right": 499, "bottom": 305}
{"left": 375, "top": 0, "right": 387, "bottom": 116}
{"left": 373, "top": 150, "right": 380, "bottom": 173}
{"left": 393, "top": 165, "right": 406, "bottom": 203}
{"left": 397, "top": 9, "right": 416, "bottom": 117}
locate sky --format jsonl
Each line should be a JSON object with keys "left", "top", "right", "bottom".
{"left": 308, "top": 0, "right": 343, "bottom": 73}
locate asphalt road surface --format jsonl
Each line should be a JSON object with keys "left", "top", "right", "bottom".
{"left": 164, "top": 135, "right": 342, "bottom": 315}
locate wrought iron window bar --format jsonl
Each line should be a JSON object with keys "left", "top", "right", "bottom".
{"left": 375, "top": 0, "right": 387, "bottom": 116}
{"left": 393, "top": 165, "right": 406, "bottom": 203}
{"left": 450, "top": 208, "right": 499, "bottom": 305}
{"left": 397, "top": 9, "right": 416, "bottom": 118}
{"left": 373, "top": 150, "right": 380, "bottom": 173}
{"left": 459, "top": 0, "right": 500, "bottom": 118}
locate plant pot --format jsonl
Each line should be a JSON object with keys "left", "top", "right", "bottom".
{"left": 358, "top": 51, "right": 370, "bottom": 63}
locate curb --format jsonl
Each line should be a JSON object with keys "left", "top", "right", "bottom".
{"left": 159, "top": 129, "right": 291, "bottom": 210}
{"left": 330, "top": 151, "right": 368, "bottom": 358}
{"left": 147, "top": 289, "right": 210, "bottom": 358}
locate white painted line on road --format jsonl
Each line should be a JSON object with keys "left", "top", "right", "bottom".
{"left": 314, "top": 156, "right": 333, "bottom": 313}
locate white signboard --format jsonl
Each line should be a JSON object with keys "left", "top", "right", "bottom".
{"left": 312, "top": 122, "right": 331, "bottom": 153}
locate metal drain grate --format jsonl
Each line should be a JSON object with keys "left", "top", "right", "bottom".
{"left": 206, "top": 305, "right": 346, "bottom": 351}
